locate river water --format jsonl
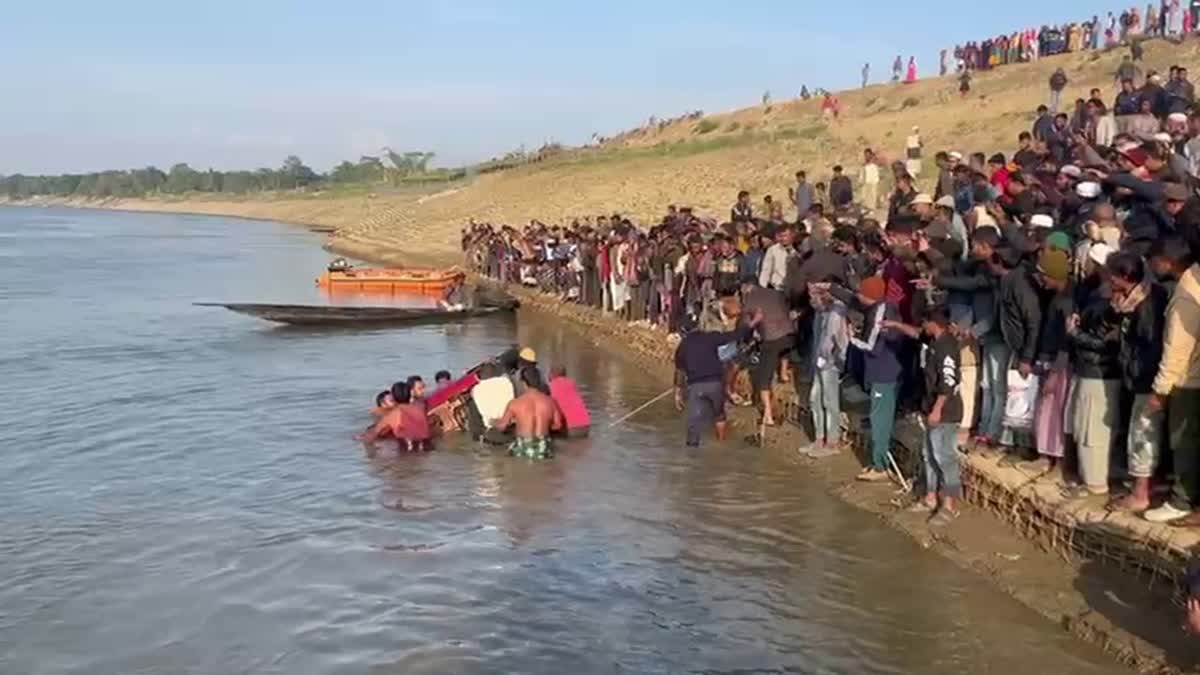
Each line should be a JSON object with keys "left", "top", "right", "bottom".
{"left": 0, "top": 207, "right": 1127, "bottom": 674}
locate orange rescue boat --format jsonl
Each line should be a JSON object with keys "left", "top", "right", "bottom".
{"left": 315, "top": 260, "right": 465, "bottom": 296}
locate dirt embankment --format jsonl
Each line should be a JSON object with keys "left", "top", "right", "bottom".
{"left": 17, "top": 38, "right": 1200, "bottom": 269}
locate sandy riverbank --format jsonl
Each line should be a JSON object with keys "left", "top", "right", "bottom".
{"left": 19, "top": 39, "right": 1200, "bottom": 273}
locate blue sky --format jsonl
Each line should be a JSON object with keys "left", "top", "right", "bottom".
{"left": 2, "top": 0, "right": 1115, "bottom": 174}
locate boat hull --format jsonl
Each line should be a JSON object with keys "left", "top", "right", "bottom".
{"left": 195, "top": 303, "right": 509, "bottom": 326}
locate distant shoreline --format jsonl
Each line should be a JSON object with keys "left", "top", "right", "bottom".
{"left": 1, "top": 195, "right": 460, "bottom": 267}
{"left": 0, "top": 195, "right": 328, "bottom": 229}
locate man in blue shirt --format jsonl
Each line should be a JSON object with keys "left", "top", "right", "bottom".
{"left": 674, "top": 309, "right": 763, "bottom": 446}
{"left": 788, "top": 171, "right": 815, "bottom": 224}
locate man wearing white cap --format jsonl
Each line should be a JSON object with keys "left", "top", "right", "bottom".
{"left": 1167, "top": 112, "right": 1190, "bottom": 134}
{"left": 910, "top": 192, "right": 934, "bottom": 222}
{"left": 1029, "top": 213, "right": 1055, "bottom": 229}
{"left": 1075, "top": 181, "right": 1102, "bottom": 201}
{"left": 906, "top": 126, "right": 923, "bottom": 179}
{"left": 1057, "top": 166, "right": 1082, "bottom": 201}
{"left": 934, "top": 195, "right": 968, "bottom": 257}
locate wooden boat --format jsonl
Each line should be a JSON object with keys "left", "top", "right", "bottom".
{"left": 194, "top": 302, "right": 510, "bottom": 326}
{"left": 315, "top": 266, "right": 465, "bottom": 295}
{"left": 425, "top": 371, "right": 481, "bottom": 433}
{"left": 423, "top": 347, "right": 518, "bottom": 433}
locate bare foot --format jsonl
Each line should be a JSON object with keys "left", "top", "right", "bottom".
{"left": 1107, "top": 495, "right": 1150, "bottom": 513}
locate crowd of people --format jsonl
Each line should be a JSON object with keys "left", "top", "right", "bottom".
{"left": 358, "top": 347, "right": 592, "bottom": 460}
{"left": 946, "top": 2, "right": 1197, "bottom": 76}
{"left": 462, "top": 55, "right": 1200, "bottom": 527}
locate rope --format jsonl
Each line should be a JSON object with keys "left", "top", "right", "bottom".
{"left": 609, "top": 388, "right": 675, "bottom": 428}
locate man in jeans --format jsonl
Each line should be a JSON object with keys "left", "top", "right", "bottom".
{"left": 849, "top": 276, "right": 905, "bottom": 482}
{"left": 884, "top": 305, "right": 963, "bottom": 522}
{"left": 674, "top": 309, "right": 764, "bottom": 447}
{"left": 802, "top": 284, "right": 849, "bottom": 458}
{"left": 1144, "top": 259, "right": 1200, "bottom": 523}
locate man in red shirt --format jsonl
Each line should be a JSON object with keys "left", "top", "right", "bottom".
{"left": 988, "top": 153, "right": 1011, "bottom": 195}
{"left": 548, "top": 365, "right": 591, "bottom": 438}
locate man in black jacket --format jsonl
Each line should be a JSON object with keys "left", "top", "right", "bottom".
{"left": 1032, "top": 105, "right": 1055, "bottom": 142}
{"left": 1066, "top": 264, "right": 1123, "bottom": 498}
{"left": 1107, "top": 253, "right": 1170, "bottom": 511}
{"left": 674, "top": 309, "right": 763, "bottom": 446}
{"left": 829, "top": 165, "right": 854, "bottom": 209}
{"left": 1114, "top": 78, "right": 1142, "bottom": 116}
{"left": 999, "top": 254, "right": 1043, "bottom": 379}
{"left": 731, "top": 190, "right": 754, "bottom": 224}
{"left": 1105, "top": 174, "right": 1185, "bottom": 257}
{"left": 995, "top": 247, "right": 1045, "bottom": 457}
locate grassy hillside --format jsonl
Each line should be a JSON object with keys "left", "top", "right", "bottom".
{"left": 41, "top": 38, "right": 1200, "bottom": 265}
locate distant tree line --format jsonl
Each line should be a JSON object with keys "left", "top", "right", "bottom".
{"left": 1, "top": 151, "right": 465, "bottom": 200}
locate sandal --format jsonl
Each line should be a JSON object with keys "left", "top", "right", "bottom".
{"left": 907, "top": 501, "right": 937, "bottom": 514}
{"left": 1062, "top": 485, "right": 1107, "bottom": 500}
{"left": 929, "top": 509, "right": 961, "bottom": 526}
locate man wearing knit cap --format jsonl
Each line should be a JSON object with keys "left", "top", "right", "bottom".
{"left": 1036, "top": 248, "right": 1071, "bottom": 284}
{"left": 849, "top": 276, "right": 906, "bottom": 482}
{"left": 1026, "top": 248, "right": 1073, "bottom": 473}
{"left": 1045, "top": 231, "right": 1072, "bottom": 253}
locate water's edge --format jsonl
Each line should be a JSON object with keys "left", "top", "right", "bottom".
{"left": 327, "top": 235, "right": 1193, "bottom": 674}
{"left": 5, "top": 202, "right": 1186, "bottom": 671}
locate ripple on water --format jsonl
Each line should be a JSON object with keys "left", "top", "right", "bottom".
{"left": 0, "top": 209, "right": 1128, "bottom": 675}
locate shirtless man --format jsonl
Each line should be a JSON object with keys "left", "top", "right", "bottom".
{"left": 492, "top": 366, "right": 563, "bottom": 459}
{"left": 370, "top": 390, "right": 396, "bottom": 419}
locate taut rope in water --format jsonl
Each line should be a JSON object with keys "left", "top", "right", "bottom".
{"left": 609, "top": 388, "right": 675, "bottom": 428}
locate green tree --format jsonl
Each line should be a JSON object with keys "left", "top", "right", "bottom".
{"left": 278, "top": 155, "right": 317, "bottom": 189}
{"left": 164, "top": 163, "right": 201, "bottom": 193}
{"left": 131, "top": 166, "right": 166, "bottom": 194}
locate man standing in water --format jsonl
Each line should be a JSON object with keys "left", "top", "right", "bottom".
{"left": 493, "top": 367, "right": 564, "bottom": 459}
{"left": 674, "top": 309, "right": 764, "bottom": 447}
